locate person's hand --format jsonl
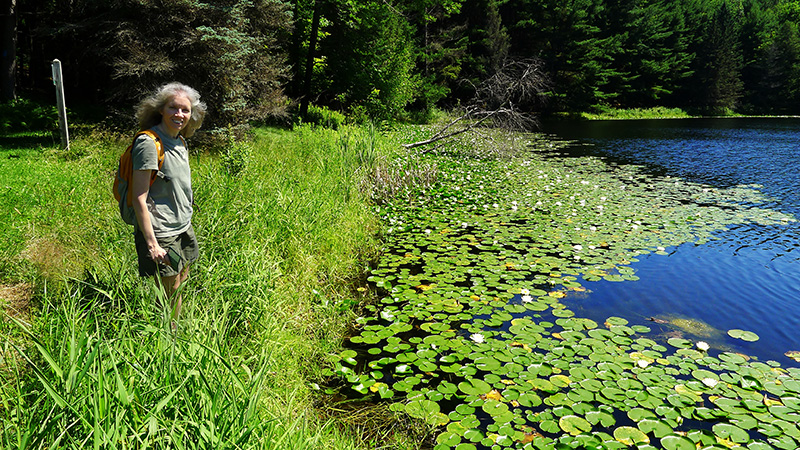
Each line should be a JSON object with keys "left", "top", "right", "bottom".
{"left": 149, "top": 244, "right": 168, "bottom": 265}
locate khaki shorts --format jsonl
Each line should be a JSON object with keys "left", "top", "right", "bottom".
{"left": 135, "top": 224, "right": 199, "bottom": 277}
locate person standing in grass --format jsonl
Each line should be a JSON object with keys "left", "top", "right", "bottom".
{"left": 131, "top": 82, "right": 206, "bottom": 325}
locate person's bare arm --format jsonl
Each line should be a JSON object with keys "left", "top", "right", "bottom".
{"left": 132, "top": 170, "right": 167, "bottom": 264}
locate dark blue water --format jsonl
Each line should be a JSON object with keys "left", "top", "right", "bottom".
{"left": 542, "top": 118, "right": 800, "bottom": 365}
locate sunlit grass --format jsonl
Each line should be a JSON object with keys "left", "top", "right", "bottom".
{"left": 582, "top": 106, "right": 691, "bottom": 120}
{"left": 0, "top": 123, "right": 415, "bottom": 448}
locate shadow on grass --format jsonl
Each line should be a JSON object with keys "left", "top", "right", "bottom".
{"left": 0, "top": 132, "right": 58, "bottom": 151}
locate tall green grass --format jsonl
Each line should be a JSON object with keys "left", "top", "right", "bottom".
{"left": 581, "top": 106, "right": 691, "bottom": 120}
{"left": 0, "top": 123, "right": 408, "bottom": 449}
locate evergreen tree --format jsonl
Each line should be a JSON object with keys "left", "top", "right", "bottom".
{"left": 691, "top": 0, "right": 745, "bottom": 112}
{"left": 454, "top": 0, "right": 510, "bottom": 103}
{"left": 609, "top": 0, "right": 694, "bottom": 107}
{"left": 501, "top": 0, "right": 608, "bottom": 111}
{"left": 761, "top": 20, "right": 800, "bottom": 112}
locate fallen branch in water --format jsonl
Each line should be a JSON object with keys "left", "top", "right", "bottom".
{"left": 402, "top": 58, "right": 550, "bottom": 153}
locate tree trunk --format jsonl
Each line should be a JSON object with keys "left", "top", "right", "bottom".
{"left": 299, "top": 0, "right": 321, "bottom": 116}
{"left": 1, "top": 0, "right": 16, "bottom": 101}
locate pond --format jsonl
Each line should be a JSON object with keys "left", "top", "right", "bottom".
{"left": 542, "top": 118, "right": 800, "bottom": 365}
{"left": 329, "top": 121, "right": 800, "bottom": 450}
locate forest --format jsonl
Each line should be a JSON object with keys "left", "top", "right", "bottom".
{"left": 3, "top": 0, "right": 800, "bottom": 129}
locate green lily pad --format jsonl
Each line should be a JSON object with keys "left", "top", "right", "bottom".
{"left": 638, "top": 419, "right": 673, "bottom": 438}
{"left": 458, "top": 378, "right": 491, "bottom": 396}
{"left": 728, "top": 329, "right": 760, "bottom": 342}
{"left": 667, "top": 338, "right": 693, "bottom": 349}
{"left": 481, "top": 399, "right": 509, "bottom": 416}
{"left": 405, "top": 398, "right": 442, "bottom": 424}
{"left": 659, "top": 434, "right": 696, "bottom": 450}
{"left": 559, "top": 415, "right": 592, "bottom": 436}
{"left": 538, "top": 419, "right": 559, "bottom": 434}
{"left": 712, "top": 423, "right": 750, "bottom": 443}
{"left": 613, "top": 426, "right": 650, "bottom": 445}
{"left": 586, "top": 410, "right": 616, "bottom": 427}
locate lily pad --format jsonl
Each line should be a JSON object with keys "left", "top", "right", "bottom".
{"left": 728, "top": 329, "right": 760, "bottom": 342}
{"left": 613, "top": 426, "right": 650, "bottom": 445}
{"left": 558, "top": 415, "right": 592, "bottom": 436}
{"left": 458, "top": 378, "right": 491, "bottom": 396}
{"left": 638, "top": 419, "right": 673, "bottom": 438}
{"left": 659, "top": 434, "right": 696, "bottom": 450}
{"left": 405, "top": 398, "right": 446, "bottom": 426}
{"left": 667, "top": 338, "right": 693, "bottom": 349}
{"left": 712, "top": 423, "right": 750, "bottom": 443}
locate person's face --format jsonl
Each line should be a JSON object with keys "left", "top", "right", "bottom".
{"left": 160, "top": 94, "right": 192, "bottom": 137}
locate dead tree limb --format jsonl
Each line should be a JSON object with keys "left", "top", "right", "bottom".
{"left": 403, "top": 58, "right": 550, "bottom": 152}
{"left": 402, "top": 106, "right": 512, "bottom": 149}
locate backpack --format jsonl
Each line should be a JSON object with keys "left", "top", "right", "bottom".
{"left": 113, "top": 130, "right": 164, "bottom": 225}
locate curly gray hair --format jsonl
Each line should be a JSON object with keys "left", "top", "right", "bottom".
{"left": 135, "top": 82, "right": 207, "bottom": 138}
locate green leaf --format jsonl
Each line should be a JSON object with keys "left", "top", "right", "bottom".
{"left": 712, "top": 423, "right": 750, "bottom": 443}
{"left": 458, "top": 378, "right": 491, "bottom": 396}
{"left": 727, "top": 329, "right": 759, "bottom": 342}
{"left": 659, "top": 434, "right": 696, "bottom": 450}
{"left": 586, "top": 410, "right": 616, "bottom": 427}
{"left": 667, "top": 338, "right": 693, "bottom": 349}
{"left": 638, "top": 419, "right": 673, "bottom": 438}
{"left": 613, "top": 426, "right": 650, "bottom": 445}
{"left": 558, "top": 415, "right": 592, "bottom": 436}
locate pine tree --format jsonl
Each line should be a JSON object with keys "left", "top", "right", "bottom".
{"left": 693, "top": 0, "right": 745, "bottom": 113}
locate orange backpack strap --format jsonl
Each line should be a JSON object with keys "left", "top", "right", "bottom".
{"left": 137, "top": 129, "right": 164, "bottom": 185}
{"left": 123, "top": 130, "right": 164, "bottom": 207}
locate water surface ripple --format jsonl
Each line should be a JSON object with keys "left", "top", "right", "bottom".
{"left": 543, "top": 118, "right": 800, "bottom": 364}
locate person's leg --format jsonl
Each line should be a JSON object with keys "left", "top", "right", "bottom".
{"left": 158, "top": 265, "right": 190, "bottom": 319}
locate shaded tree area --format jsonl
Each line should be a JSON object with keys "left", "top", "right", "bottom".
{"left": 5, "top": 0, "right": 800, "bottom": 126}
{"left": 8, "top": 0, "right": 291, "bottom": 130}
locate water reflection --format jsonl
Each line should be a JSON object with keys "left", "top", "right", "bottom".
{"left": 542, "top": 118, "right": 800, "bottom": 364}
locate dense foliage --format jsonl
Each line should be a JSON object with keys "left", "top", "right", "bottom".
{"left": 5, "top": 0, "right": 800, "bottom": 125}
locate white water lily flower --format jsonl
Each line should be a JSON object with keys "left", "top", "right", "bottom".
{"left": 573, "top": 245, "right": 583, "bottom": 251}
{"left": 520, "top": 288, "right": 530, "bottom": 295}
{"left": 521, "top": 295, "right": 533, "bottom": 303}
{"left": 470, "top": 333, "right": 485, "bottom": 343}
{"left": 696, "top": 341, "right": 710, "bottom": 351}
{"left": 425, "top": 229, "right": 431, "bottom": 234}
{"left": 637, "top": 359, "right": 650, "bottom": 368}
{"left": 702, "top": 378, "right": 718, "bottom": 388}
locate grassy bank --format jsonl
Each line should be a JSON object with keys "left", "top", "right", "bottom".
{"left": 0, "top": 124, "right": 416, "bottom": 448}
{"left": 581, "top": 106, "right": 692, "bottom": 120}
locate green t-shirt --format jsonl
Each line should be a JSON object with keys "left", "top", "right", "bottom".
{"left": 131, "top": 127, "right": 193, "bottom": 238}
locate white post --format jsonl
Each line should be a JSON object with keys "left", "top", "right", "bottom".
{"left": 51, "top": 59, "right": 69, "bottom": 150}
